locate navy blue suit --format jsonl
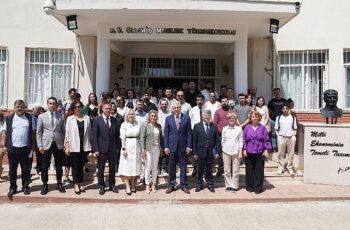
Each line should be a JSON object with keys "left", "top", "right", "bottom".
{"left": 92, "top": 115, "right": 121, "bottom": 188}
{"left": 164, "top": 113, "right": 192, "bottom": 188}
{"left": 192, "top": 122, "right": 221, "bottom": 187}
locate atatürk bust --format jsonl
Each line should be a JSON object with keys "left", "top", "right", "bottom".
{"left": 320, "top": 89, "right": 342, "bottom": 124}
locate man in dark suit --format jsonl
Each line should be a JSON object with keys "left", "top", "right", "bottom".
{"left": 192, "top": 109, "right": 221, "bottom": 193}
{"left": 164, "top": 101, "right": 192, "bottom": 194}
{"left": 92, "top": 101, "right": 121, "bottom": 195}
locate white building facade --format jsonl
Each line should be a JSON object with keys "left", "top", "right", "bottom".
{"left": 0, "top": 0, "right": 348, "bottom": 114}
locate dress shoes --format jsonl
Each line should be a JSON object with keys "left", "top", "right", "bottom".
{"left": 57, "top": 184, "right": 66, "bottom": 193}
{"left": 181, "top": 187, "right": 190, "bottom": 194}
{"left": 41, "top": 184, "right": 49, "bottom": 195}
{"left": 22, "top": 187, "right": 31, "bottom": 195}
{"left": 74, "top": 190, "right": 81, "bottom": 195}
{"left": 208, "top": 186, "right": 215, "bottom": 193}
{"left": 109, "top": 185, "right": 119, "bottom": 193}
{"left": 99, "top": 187, "right": 105, "bottom": 195}
{"left": 7, "top": 189, "right": 17, "bottom": 197}
{"left": 195, "top": 186, "right": 203, "bottom": 192}
{"left": 165, "top": 187, "right": 175, "bottom": 194}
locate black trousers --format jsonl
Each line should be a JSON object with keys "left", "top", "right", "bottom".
{"left": 245, "top": 153, "right": 265, "bottom": 193}
{"left": 8, "top": 147, "right": 31, "bottom": 190}
{"left": 159, "top": 155, "right": 169, "bottom": 172}
{"left": 196, "top": 154, "right": 214, "bottom": 187}
{"left": 97, "top": 152, "right": 116, "bottom": 187}
{"left": 35, "top": 148, "right": 42, "bottom": 172}
{"left": 71, "top": 152, "right": 85, "bottom": 183}
{"left": 41, "top": 142, "right": 63, "bottom": 185}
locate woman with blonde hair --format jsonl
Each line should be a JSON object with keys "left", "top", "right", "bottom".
{"left": 118, "top": 109, "right": 141, "bottom": 195}
{"left": 140, "top": 110, "right": 163, "bottom": 193}
{"left": 243, "top": 111, "right": 271, "bottom": 194}
{"left": 221, "top": 112, "right": 243, "bottom": 192}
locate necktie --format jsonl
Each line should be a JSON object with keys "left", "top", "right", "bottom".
{"left": 205, "top": 123, "right": 210, "bottom": 137}
{"left": 199, "top": 107, "right": 202, "bottom": 122}
{"left": 50, "top": 112, "right": 54, "bottom": 129}
{"left": 176, "top": 115, "right": 180, "bottom": 130}
{"left": 105, "top": 117, "right": 110, "bottom": 128}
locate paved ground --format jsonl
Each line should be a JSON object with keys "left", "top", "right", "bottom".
{"left": 1, "top": 201, "right": 350, "bottom": 230}
{"left": 0, "top": 171, "right": 350, "bottom": 204}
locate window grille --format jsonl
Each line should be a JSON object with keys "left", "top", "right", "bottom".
{"left": 278, "top": 50, "right": 328, "bottom": 111}
{"left": 25, "top": 48, "right": 74, "bottom": 108}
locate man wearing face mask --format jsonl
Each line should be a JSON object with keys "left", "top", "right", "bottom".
{"left": 213, "top": 96, "right": 234, "bottom": 176}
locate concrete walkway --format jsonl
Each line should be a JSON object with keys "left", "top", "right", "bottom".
{"left": 1, "top": 172, "right": 350, "bottom": 204}
{"left": 1, "top": 201, "right": 350, "bottom": 230}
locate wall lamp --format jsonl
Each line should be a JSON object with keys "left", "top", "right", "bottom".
{"left": 66, "top": 15, "right": 78, "bottom": 30}
{"left": 269, "top": 19, "right": 279, "bottom": 34}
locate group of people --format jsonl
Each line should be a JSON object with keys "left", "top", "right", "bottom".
{"left": 0, "top": 80, "right": 298, "bottom": 197}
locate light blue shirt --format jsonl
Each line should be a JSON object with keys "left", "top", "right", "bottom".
{"left": 136, "top": 111, "right": 148, "bottom": 126}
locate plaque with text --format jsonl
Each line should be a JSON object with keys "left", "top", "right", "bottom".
{"left": 300, "top": 123, "right": 350, "bottom": 186}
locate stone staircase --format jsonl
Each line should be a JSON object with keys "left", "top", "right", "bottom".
{"left": 0, "top": 153, "right": 303, "bottom": 186}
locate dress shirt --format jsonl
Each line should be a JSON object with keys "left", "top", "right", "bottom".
{"left": 243, "top": 124, "right": 272, "bottom": 154}
{"left": 158, "top": 110, "right": 171, "bottom": 134}
{"left": 11, "top": 113, "right": 30, "bottom": 147}
{"left": 47, "top": 111, "right": 56, "bottom": 127}
{"left": 102, "top": 114, "right": 111, "bottom": 128}
{"left": 135, "top": 111, "right": 148, "bottom": 126}
{"left": 221, "top": 125, "right": 243, "bottom": 155}
{"left": 189, "top": 106, "right": 202, "bottom": 129}
{"left": 180, "top": 101, "right": 192, "bottom": 115}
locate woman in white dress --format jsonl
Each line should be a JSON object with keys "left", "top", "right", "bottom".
{"left": 118, "top": 109, "right": 141, "bottom": 195}
{"left": 255, "top": 96, "right": 270, "bottom": 132}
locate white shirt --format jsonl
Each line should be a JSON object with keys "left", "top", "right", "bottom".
{"left": 189, "top": 106, "right": 202, "bottom": 129}
{"left": 275, "top": 114, "right": 297, "bottom": 137}
{"left": 180, "top": 101, "right": 192, "bottom": 115}
{"left": 200, "top": 89, "right": 219, "bottom": 102}
{"left": 158, "top": 110, "right": 171, "bottom": 134}
{"left": 117, "top": 106, "right": 130, "bottom": 118}
{"left": 153, "top": 127, "right": 160, "bottom": 146}
{"left": 47, "top": 111, "right": 57, "bottom": 127}
{"left": 203, "top": 101, "right": 220, "bottom": 121}
{"left": 221, "top": 125, "right": 243, "bottom": 155}
{"left": 8, "top": 114, "right": 30, "bottom": 147}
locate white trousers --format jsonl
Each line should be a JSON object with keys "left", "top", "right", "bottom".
{"left": 222, "top": 152, "right": 240, "bottom": 189}
{"left": 145, "top": 146, "right": 160, "bottom": 185}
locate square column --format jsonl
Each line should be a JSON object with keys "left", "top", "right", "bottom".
{"left": 234, "top": 40, "right": 248, "bottom": 95}
{"left": 96, "top": 36, "right": 111, "bottom": 97}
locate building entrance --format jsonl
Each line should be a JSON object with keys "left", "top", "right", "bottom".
{"left": 148, "top": 78, "right": 197, "bottom": 91}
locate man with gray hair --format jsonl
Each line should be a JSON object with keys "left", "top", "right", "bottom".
{"left": 192, "top": 109, "right": 221, "bottom": 193}
{"left": 1, "top": 100, "right": 35, "bottom": 197}
{"left": 164, "top": 101, "right": 192, "bottom": 194}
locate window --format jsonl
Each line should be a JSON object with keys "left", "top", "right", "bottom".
{"left": 0, "top": 46, "right": 8, "bottom": 108}
{"left": 278, "top": 50, "right": 328, "bottom": 111}
{"left": 344, "top": 49, "right": 350, "bottom": 108}
{"left": 25, "top": 48, "right": 74, "bottom": 107}
{"left": 129, "top": 56, "right": 219, "bottom": 96}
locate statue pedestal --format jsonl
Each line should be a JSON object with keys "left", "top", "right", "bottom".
{"left": 299, "top": 123, "right": 350, "bottom": 186}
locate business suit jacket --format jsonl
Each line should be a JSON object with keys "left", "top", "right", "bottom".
{"left": 164, "top": 113, "right": 192, "bottom": 153}
{"left": 65, "top": 115, "right": 92, "bottom": 152}
{"left": 192, "top": 122, "right": 221, "bottom": 158}
{"left": 92, "top": 115, "right": 121, "bottom": 154}
{"left": 36, "top": 111, "right": 65, "bottom": 150}
{"left": 140, "top": 123, "right": 163, "bottom": 152}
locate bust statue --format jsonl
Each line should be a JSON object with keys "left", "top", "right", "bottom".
{"left": 320, "top": 89, "right": 342, "bottom": 124}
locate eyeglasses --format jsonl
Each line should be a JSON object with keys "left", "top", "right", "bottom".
{"left": 177, "top": 95, "right": 184, "bottom": 97}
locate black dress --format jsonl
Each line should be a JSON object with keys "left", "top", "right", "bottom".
{"left": 71, "top": 120, "right": 85, "bottom": 184}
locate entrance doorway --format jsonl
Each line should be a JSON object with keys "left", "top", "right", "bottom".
{"left": 148, "top": 78, "right": 197, "bottom": 90}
